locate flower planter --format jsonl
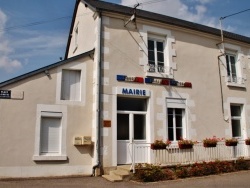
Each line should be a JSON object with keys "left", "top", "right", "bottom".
{"left": 178, "top": 144, "right": 193, "bottom": 149}
{"left": 245, "top": 140, "right": 250, "bottom": 145}
{"left": 203, "top": 143, "right": 217, "bottom": 148}
{"left": 225, "top": 142, "right": 238, "bottom": 146}
{"left": 150, "top": 144, "right": 167, "bottom": 150}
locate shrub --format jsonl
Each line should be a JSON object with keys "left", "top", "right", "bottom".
{"left": 134, "top": 163, "right": 166, "bottom": 182}
{"left": 235, "top": 157, "right": 249, "bottom": 171}
{"left": 175, "top": 165, "right": 190, "bottom": 178}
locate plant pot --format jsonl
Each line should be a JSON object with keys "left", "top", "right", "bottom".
{"left": 150, "top": 144, "right": 167, "bottom": 150}
{"left": 245, "top": 140, "right": 250, "bottom": 145}
{"left": 225, "top": 142, "right": 238, "bottom": 146}
{"left": 178, "top": 144, "right": 193, "bottom": 149}
{"left": 203, "top": 143, "right": 217, "bottom": 148}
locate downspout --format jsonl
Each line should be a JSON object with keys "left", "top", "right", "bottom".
{"left": 92, "top": 11, "right": 102, "bottom": 176}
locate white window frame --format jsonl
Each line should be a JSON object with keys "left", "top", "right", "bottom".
{"left": 222, "top": 43, "right": 245, "bottom": 87}
{"left": 33, "top": 104, "right": 67, "bottom": 161}
{"left": 139, "top": 25, "right": 176, "bottom": 78}
{"left": 230, "top": 104, "right": 243, "bottom": 138}
{"left": 166, "top": 98, "right": 186, "bottom": 143}
{"left": 148, "top": 35, "right": 165, "bottom": 74}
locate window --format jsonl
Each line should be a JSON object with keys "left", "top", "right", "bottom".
{"left": 61, "top": 69, "right": 81, "bottom": 101}
{"left": 226, "top": 53, "right": 237, "bottom": 83}
{"left": 168, "top": 108, "right": 184, "bottom": 141}
{"left": 148, "top": 39, "right": 165, "bottom": 73}
{"left": 40, "top": 116, "right": 62, "bottom": 155}
{"left": 33, "top": 105, "right": 67, "bottom": 161}
{"left": 166, "top": 98, "right": 186, "bottom": 141}
{"left": 230, "top": 105, "right": 242, "bottom": 137}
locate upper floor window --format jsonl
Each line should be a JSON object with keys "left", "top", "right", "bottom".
{"left": 61, "top": 69, "right": 81, "bottom": 101}
{"left": 226, "top": 53, "right": 237, "bottom": 83}
{"left": 148, "top": 39, "right": 165, "bottom": 73}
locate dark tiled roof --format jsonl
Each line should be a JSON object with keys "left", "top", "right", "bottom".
{"left": 0, "top": 49, "right": 95, "bottom": 88}
{"left": 84, "top": 0, "right": 250, "bottom": 44}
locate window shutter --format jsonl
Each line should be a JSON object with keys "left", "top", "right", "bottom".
{"left": 61, "top": 70, "right": 81, "bottom": 101}
{"left": 40, "top": 117, "right": 61, "bottom": 154}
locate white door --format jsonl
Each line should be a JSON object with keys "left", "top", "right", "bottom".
{"left": 117, "top": 112, "right": 146, "bottom": 164}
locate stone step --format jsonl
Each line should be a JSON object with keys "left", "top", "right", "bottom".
{"left": 102, "top": 165, "right": 133, "bottom": 182}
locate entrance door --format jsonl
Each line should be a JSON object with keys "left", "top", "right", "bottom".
{"left": 117, "top": 97, "right": 147, "bottom": 164}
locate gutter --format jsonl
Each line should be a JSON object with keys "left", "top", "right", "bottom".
{"left": 92, "top": 11, "right": 102, "bottom": 176}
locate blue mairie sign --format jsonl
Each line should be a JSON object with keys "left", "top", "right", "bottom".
{"left": 0, "top": 90, "right": 11, "bottom": 99}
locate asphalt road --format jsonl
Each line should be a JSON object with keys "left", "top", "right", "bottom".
{"left": 1, "top": 170, "right": 250, "bottom": 188}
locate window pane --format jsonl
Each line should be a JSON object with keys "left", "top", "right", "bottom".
{"left": 168, "top": 115, "right": 173, "bottom": 128}
{"left": 231, "top": 106, "right": 241, "bottom": 116}
{"left": 175, "top": 109, "right": 182, "bottom": 115}
{"left": 117, "top": 97, "right": 147, "bottom": 111}
{"left": 148, "top": 51, "right": 155, "bottom": 62}
{"left": 176, "top": 128, "right": 183, "bottom": 140}
{"left": 157, "top": 52, "right": 164, "bottom": 63}
{"left": 134, "top": 115, "right": 146, "bottom": 140}
{"left": 176, "top": 115, "right": 182, "bottom": 128}
{"left": 168, "top": 108, "right": 173, "bottom": 115}
{"left": 157, "top": 41, "right": 163, "bottom": 52}
{"left": 168, "top": 128, "right": 174, "bottom": 141}
{"left": 148, "top": 40, "right": 154, "bottom": 50}
{"left": 232, "top": 120, "right": 241, "bottom": 137}
{"left": 117, "top": 114, "right": 129, "bottom": 140}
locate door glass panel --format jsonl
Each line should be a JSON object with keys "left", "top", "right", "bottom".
{"left": 117, "top": 114, "right": 129, "bottom": 140}
{"left": 117, "top": 97, "right": 147, "bottom": 111}
{"left": 232, "top": 120, "right": 241, "bottom": 137}
{"left": 134, "top": 114, "right": 146, "bottom": 140}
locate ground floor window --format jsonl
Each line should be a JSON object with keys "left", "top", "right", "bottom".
{"left": 230, "top": 104, "right": 242, "bottom": 137}
{"left": 166, "top": 98, "right": 186, "bottom": 141}
{"left": 40, "top": 116, "right": 62, "bottom": 155}
{"left": 33, "top": 105, "right": 67, "bottom": 161}
{"left": 168, "top": 108, "right": 184, "bottom": 141}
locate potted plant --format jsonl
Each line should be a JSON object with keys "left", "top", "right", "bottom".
{"left": 225, "top": 138, "right": 238, "bottom": 146}
{"left": 178, "top": 139, "right": 194, "bottom": 149}
{"left": 203, "top": 136, "right": 219, "bottom": 148}
{"left": 245, "top": 138, "right": 250, "bottom": 145}
{"left": 150, "top": 139, "right": 171, "bottom": 150}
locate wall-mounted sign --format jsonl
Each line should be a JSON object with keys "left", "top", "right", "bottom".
{"left": 117, "top": 87, "right": 150, "bottom": 97}
{"left": 0, "top": 90, "right": 11, "bottom": 99}
{"left": 103, "top": 120, "right": 111, "bottom": 127}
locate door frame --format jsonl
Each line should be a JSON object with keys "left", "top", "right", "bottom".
{"left": 117, "top": 111, "right": 147, "bottom": 164}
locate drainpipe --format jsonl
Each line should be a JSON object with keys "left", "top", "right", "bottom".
{"left": 92, "top": 11, "right": 102, "bottom": 176}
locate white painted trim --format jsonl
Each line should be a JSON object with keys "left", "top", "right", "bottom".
{"left": 0, "top": 165, "right": 92, "bottom": 178}
{"left": 33, "top": 104, "right": 67, "bottom": 161}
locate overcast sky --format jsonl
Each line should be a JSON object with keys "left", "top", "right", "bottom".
{"left": 0, "top": 0, "right": 249, "bottom": 82}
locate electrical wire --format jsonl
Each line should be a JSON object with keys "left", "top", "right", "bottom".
{"left": 0, "top": 13, "right": 92, "bottom": 33}
{"left": 220, "top": 8, "right": 250, "bottom": 20}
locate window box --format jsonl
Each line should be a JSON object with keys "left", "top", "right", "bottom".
{"left": 178, "top": 139, "right": 194, "bottom": 149}
{"left": 203, "top": 136, "right": 220, "bottom": 148}
{"left": 245, "top": 138, "right": 250, "bottom": 145}
{"left": 150, "top": 140, "right": 171, "bottom": 150}
{"left": 225, "top": 138, "right": 238, "bottom": 146}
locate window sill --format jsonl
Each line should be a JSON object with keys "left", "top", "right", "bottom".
{"left": 226, "top": 82, "right": 246, "bottom": 88}
{"left": 146, "top": 71, "right": 172, "bottom": 79}
{"left": 32, "top": 155, "right": 67, "bottom": 161}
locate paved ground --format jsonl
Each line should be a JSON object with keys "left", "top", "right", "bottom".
{"left": 1, "top": 170, "right": 250, "bottom": 188}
